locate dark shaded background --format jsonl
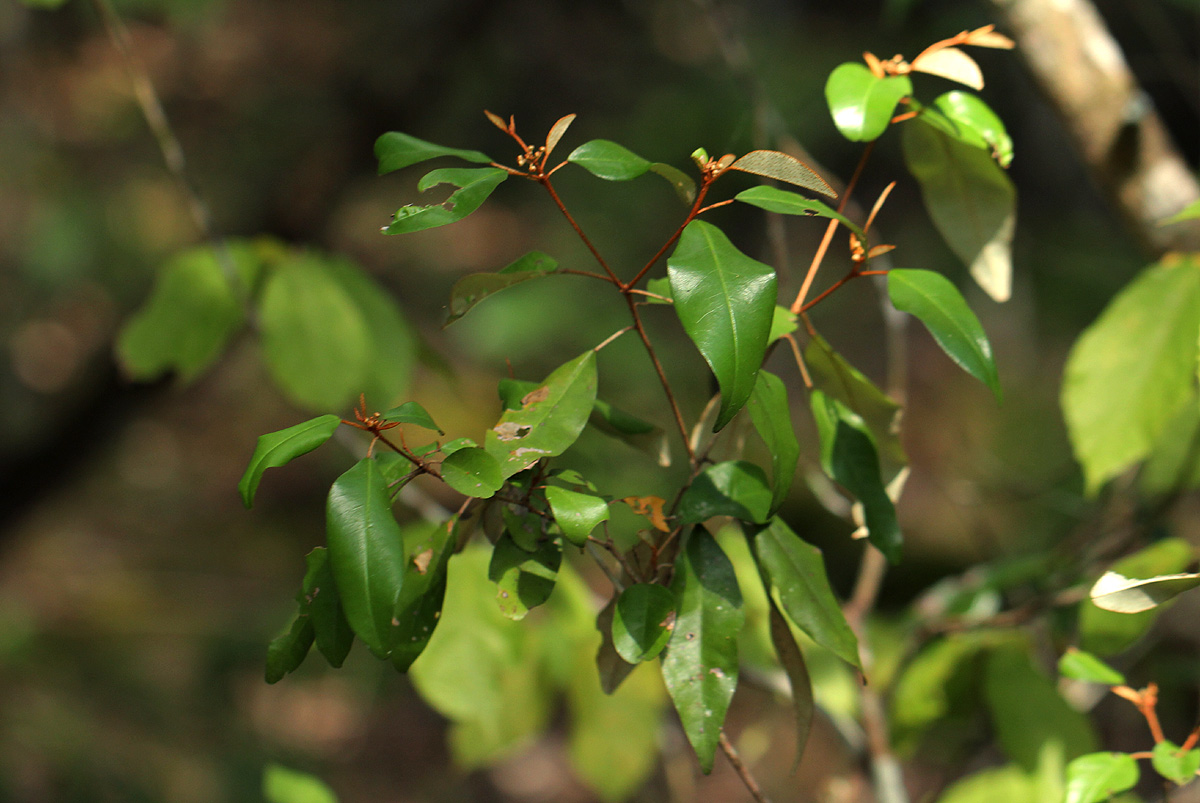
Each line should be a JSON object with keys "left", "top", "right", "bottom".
{"left": 2, "top": 0, "right": 1198, "bottom": 800}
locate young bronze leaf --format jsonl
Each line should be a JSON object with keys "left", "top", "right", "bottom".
{"left": 728, "top": 150, "right": 835, "bottom": 197}
{"left": 910, "top": 47, "right": 984, "bottom": 90}
{"left": 239, "top": 414, "right": 342, "bottom": 508}
{"left": 662, "top": 529, "right": 743, "bottom": 773}
{"left": 668, "top": 221, "right": 777, "bottom": 431}
{"left": 545, "top": 113, "right": 576, "bottom": 159}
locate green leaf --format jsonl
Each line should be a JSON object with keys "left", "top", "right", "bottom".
{"left": 734, "top": 186, "right": 862, "bottom": 239}
{"left": 326, "top": 458, "right": 406, "bottom": 657}
{"left": 668, "top": 220, "right": 777, "bottom": 430}
{"left": 444, "top": 251, "right": 559, "bottom": 325}
{"left": 810, "top": 390, "right": 902, "bottom": 562}
{"left": 263, "top": 764, "right": 338, "bottom": 803}
{"left": 383, "top": 167, "right": 508, "bottom": 234}
{"left": 768, "top": 305, "right": 798, "bottom": 343}
{"left": 888, "top": 269, "right": 1000, "bottom": 399}
{"left": 545, "top": 486, "right": 610, "bottom": 547}
{"left": 1161, "top": 199, "right": 1200, "bottom": 226}
{"left": 679, "top": 461, "right": 772, "bottom": 525}
{"left": 391, "top": 519, "right": 457, "bottom": 672}
{"left": 902, "top": 116, "right": 1015, "bottom": 302}
{"left": 984, "top": 644, "right": 1098, "bottom": 772}
{"left": 1139, "top": 395, "right": 1200, "bottom": 496}
{"left": 662, "top": 529, "right": 744, "bottom": 773}
{"left": 650, "top": 162, "right": 697, "bottom": 203}
{"left": 767, "top": 603, "right": 814, "bottom": 768}
{"left": 728, "top": 150, "right": 835, "bottom": 197}
{"left": 1058, "top": 648, "right": 1125, "bottom": 686}
{"left": 265, "top": 612, "right": 314, "bottom": 684}
{"left": 567, "top": 139, "right": 652, "bottom": 180}
{"left": 804, "top": 333, "right": 905, "bottom": 466}
{"left": 612, "top": 583, "right": 676, "bottom": 663}
{"left": 502, "top": 505, "right": 543, "bottom": 552}
{"left": 484, "top": 351, "right": 598, "bottom": 477}
{"left": 374, "top": 131, "right": 492, "bottom": 175}
{"left": 117, "top": 243, "right": 253, "bottom": 383}
{"left": 751, "top": 517, "right": 860, "bottom": 669}
{"left": 302, "top": 547, "right": 353, "bottom": 668}
{"left": 595, "top": 597, "right": 638, "bottom": 694}
{"left": 825, "top": 63, "right": 913, "bottom": 142}
{"left": 589, "top": 399, "right": 668, "bottom": 464}
{"left": 748, "top": 370, "right": 800, "bottom": 514}
{"left": 239, "top": 414, "right": 342, "bottom": 508}
{"left": 439, "top": 446, "right": 504, "bottom": 499}
{"left": 1062, "top": 255, "right": 1200, "bottom": 494}
{"left": 488, "top": 534, "right": 562, "bottom": 620}
{"left": 926, "top": 91, "right": 1014, "bottom": 167}
{"left": 259, "top": 255, "right": 371, "bottom": 411}
{"left": 381, "top": 401, "right": 443, "bottom": 433}
{"left": 1080, "top": 538, "right": 1196, "bottom": 655}
{"left": 1064, "top": 753, "right": 1139, "bottom": 803}
{"left": 1152, "top": 740, "right": 1200, "bottom": 785}
{"left": 1090, "top": 570, "right": 1200, "bottom": 614}
{"left": 936, "top": 765, "right": 1045, "bottom": 803}
{"left": 644, "top": 276, "right": 673, "bottom": 303}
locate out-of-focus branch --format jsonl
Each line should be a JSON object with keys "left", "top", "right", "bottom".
{"left": 989, "top": 0, "right": 1200, "bottom": 254}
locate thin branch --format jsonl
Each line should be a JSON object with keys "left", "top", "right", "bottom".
{"left": 627, "top": 298, "right": 697, "bottom": 465}
{"left": 718, "top": 731, "right": 772, "bottom": 803}
{"left": 540, "top": 176, "right": 622, "bottom": 283}
{"left": 624, "top": 179, "right": 712, "bottom": 290}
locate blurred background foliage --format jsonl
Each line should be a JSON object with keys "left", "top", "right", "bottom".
{"left": 1, "top": 0, "right": 1198, "bottom": 801}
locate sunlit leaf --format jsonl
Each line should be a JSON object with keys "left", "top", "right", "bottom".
{"left": 888, "top": 269, "right": 1000, "bottom": 398}
{"left": 768, "top": 604, "right": 814, "bottom": 768}
{"left": 1139, "top": 396, "right": 1200, "bottom": 496}
{"left": 1062, "top": 255, "right": 1200, "bottom": 494}
{"left": 735, "top": 186, "right": 862, "bottom": 238}
{"left": 374, "top": 131, "right": 492, "bottom": 175}
{"left": 612, "top": 583, "right": 676, "bottom": 663}
{"left": 668, "top": 220, "right": 777, "bottom": 430}
{"left": 302, "top": 547, "right": 353, "bottom": 668}
{"left": 825, "top": 63, "right": 913, "bottom": 142}
{"left": 728, "top": 150, "right": 835, "bottom": 197}
{"left": 748, "top": 371, "right": 800, "bottom": 514}
{"left": 1152, "top": 740, "right": 1200, "bottom": 785}
{"left": 1058, "top": 648, "right": 1125, "bottom": 686}
{"left": 902, "top": 117, "right": 1015, "bottom": 301}
{"left": 263, "top": 764, "right": 339, "bottom": 803}
{"left": 1090, "top": 570, "right": 1200, "bottom": 614}
{"left": 391, "top": 519, "right": 457, "bottom": 672}
{"left": 265, "top": 612, "right": 314, "bottom": 684}
{"left": 484, "top": 351, "right": 598, "bottom": 477}
{"left": 439, "top": 446, "right": 503, "bottom": 499}
{"left": 489, "top": 534, "right": 562, "bottom": 620}
{"left": 1064, "top": 753, "right": 1139, "bottom": 803}
{"left": 239, "top": 415, "right": 342, "bottom": 508}
{"left": 1161, "top": 199, "right": 1200, "bottom": 226}
{"left": 911, "top": 47, "right": 984, "bottom": 90}
{"left": 751, "top": 517, "right": 861, "bottom": 669}
{"left": 326, "top": 458, "right": 406, "bottom": 657}
{"left": 381, "top": 401, "right": 443, "bottom": 433}
{"left": 444, "top": 251, "right": 559, "bottom": 325}
{"left": 926, "top": 91, "right": 1013, "bottom": 167}
{"left": 810, "top": 390, "right": 902, "bottom": 562}
{"left": 568, "top": 139, "right": 652, "bottom": 180}
{"left": 662, "top": 529, "right": 744, "bottom": 773}
{"left": 545, "top": 486, "right": 610, "bottom": 547}
{"left": 679, "top": 461, "right": 772, "bottom": 525}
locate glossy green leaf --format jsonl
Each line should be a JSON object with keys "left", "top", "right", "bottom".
{"left": 263, "top": 764, "right": 338, "bottom": 803}
{"left": 926, "top": 91, "right": 1014, "bottom": 167}
{"left": 239, "top": 414, "right": 341, "bottom": 508}
{"left": 825, "top": 62, "right": 913, "bottom": 142}
{"left": 985, "top": 644, "right": 1098, "bottom": 772}
{"left": 391, "top": 519, "right": 457, "bottom": 672}
{"left": 810, "top": 390, "right": 902, "bottom": 562}
{"left": 265, "top": 612, "right": 314, "bottom": 684}
{"left": 502, "top": 505, "right": 543, "bottom": 552}
{"left": 612, "top": 583, "right": 676, "bottom": 663}
{"left": 545, "top": 486, "right": 610, "bottom": 547}
{"left": 567, "top": 139, "right": 651, "bottom": 180}
{"left": 488, "top": 534, "right": 562, "bottom": 620}
{"left": 748, "top": 370, "right": 800, "bottom": 514}
{"left": 804, "top": 333, "right": 905, "bottom": 466}
{"left": 668, "top": 220, "right": 777, "bottom": 430}
{"left": 259, "top": 255, "right": 371, "bottom": 411}
{"left": 768, "top": 305, "right": 798, "bottom": 343}
{"left": 1064, "top": 753, "right": 1139, "bottom": 803}
{"left": 768, "top": 603, "right": 814, "bottom": 767}
{"left": 1062, "top": 255, "right": 1200, "bottom": 494}
{"left": 734, "top": 186, "right": 861, "bottom": 239}
{"left": 1152, "top": 740, "right": 1200, "bottom": 785}
{"left": 1090, "top": 570, "right": 1200, "bottom": 613}
{"left": 1058, "top": 648, "right": 1125, "bottom": 686}
{"left": 751, "top": 517, "right": 860, "bottom": 669}
{"left": 662, "top": 529, "right": 744, "bottom": 773}
{"left": 381, "top": 401, "right": 442, "bottom": 433}
{"left": 383, "top": 167, "right": 508, "bottom": 234}
{"left": 117, "top": 243, "right": 253, "bottom": 383}
{"left": 644, "top": 276, "right": 673, "bottom": 303}
{"left": 374, "top": 131, "right": 492, "bottom": 175}
{"left": 728, "top": 150, "right": 835, "bottom": 197}
{"left": 902, "top": 116, "right": 1015, "bottom": 302}
{"left": 679, "top": 460, "right": 772, "bottom": 525}
{"left": 444, "top": 251, "right": 559, "bottom": 325}
{"left": 650, "top": 162, "right": 697, "bottom": 203}
{"left": 302, "top": 547, "right": 353, "bottom": 668}
{"left": 326, "top": 458, "right": 406, "bottom": 657}
{"left": 888, "top": 269, "right": 1000, "bottom": 399}
{"left": 485, "top": 351, "right": 598, "bottom": 477}
{"left": 1080, "top": 538, "right": 1196, "bottom": 655}
{"left": 439, "top": 446, "right": 503, "bottom": 499}
{"left": 595, "top": 597, "right": 638, "bottom": 694}
{"left": 1162, "top": 199, "right": 1200, "bottom": 226}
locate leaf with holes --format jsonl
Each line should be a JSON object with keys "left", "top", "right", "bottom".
{"left": 445, "top": 251, "right": 559, "bottom": 326}
{"left": 239, "top": 415, "right": 342, "bottom": 508}
{"left": 383, "top": 167, "right": 508, "bottom": 234}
